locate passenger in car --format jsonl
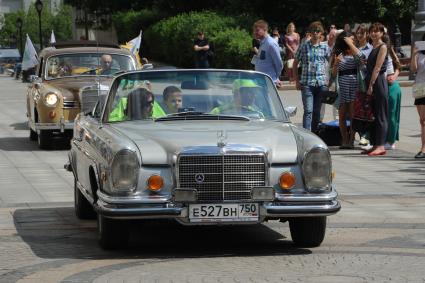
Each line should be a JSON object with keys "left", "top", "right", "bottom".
{"left": 163, "top": 86, "right": 183, "bottom": 113}
{"left": 210, "top": 79, "right": 264, "bottom": 118}
{"left": 99, "top": 54, "right": 113, "bottom": 75}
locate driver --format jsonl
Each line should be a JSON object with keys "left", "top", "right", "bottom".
{"left": 210, "top": 79, "right": 264, "bottom": 117}
{"left": 99, "top": 54, "right": 113, "bottom": 75}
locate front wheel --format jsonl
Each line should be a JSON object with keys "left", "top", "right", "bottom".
{"left": 97, "top": 214, "right": 129, "bottom": 250}
{"left": 289, "top": 217, "right": 327, "bottom": 247}
{"left": 38, "top": 130, "right": 53, "bottom": 149}
{"left": 74, "top": 178, "right": 96, "bottom": 220}
{"left": 29, "top": 128, "right": 38, "bottom": 141}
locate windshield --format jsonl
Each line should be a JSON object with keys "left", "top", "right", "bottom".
{"left": 103, "top": 70, "right": 288, "bottom": 123}
{"left": 45, "top": 53, "right": 135, "bottom": 79}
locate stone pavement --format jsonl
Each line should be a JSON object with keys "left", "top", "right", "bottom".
{"left": 0, "top": 74, "right": 424, "bottom": 282}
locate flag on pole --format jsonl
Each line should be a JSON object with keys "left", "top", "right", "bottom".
{"left": 21, "top": 34, "right": 39, "bottom": 71}
{"left": 50, "top": 30, "right": 56, "bottom": 44}
{"left": 128, "top": 30, "right": 142, "bottom": 55}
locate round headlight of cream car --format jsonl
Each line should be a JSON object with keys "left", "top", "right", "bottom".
{"left": 44, "top": 92, "right": 58, "bottom": 106}
{"left": 111, "top": 149, "right": 139, "bottom": 192}
{"left": 302, "top": 147, "right": 332, "bottom": 192}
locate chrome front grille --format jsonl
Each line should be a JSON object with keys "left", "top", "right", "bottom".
{"left": 178, "top": 154, "right": 266, "bottom": 202}
{"left": 80, "top": 87, "right": 108, "bottom": 114}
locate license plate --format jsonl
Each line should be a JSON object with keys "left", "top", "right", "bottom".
{"left": 189, "top": 203, "right": 259, "bottom": 223}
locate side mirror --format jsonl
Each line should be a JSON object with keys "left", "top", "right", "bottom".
{"left": 284, "top": 106, "right": 297, "bottom": 117}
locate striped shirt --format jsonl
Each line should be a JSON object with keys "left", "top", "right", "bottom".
{"left": 295, "top": 40, "right": 331, "bottom": 87}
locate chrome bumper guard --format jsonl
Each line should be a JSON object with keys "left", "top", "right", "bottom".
{"left": 30, "top": 119, "right": 73, "bottom": 132}
{"left": 95, "top": 188, "right": 340, "bottom": 220}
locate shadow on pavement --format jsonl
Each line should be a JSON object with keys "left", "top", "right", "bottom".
{"left": 10, "top": 122, "right": 29, "bottom": 131}
{"left": 0, "top": 136, "right": 69, "bottom": 151}
{"left": 13, "top": 207, "right": 311, "bottom": 259}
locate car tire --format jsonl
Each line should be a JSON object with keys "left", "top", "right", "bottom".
{"left": 29, "top": 128, "right": 38, "bottom": 141}
{"left": 38, "top": 130, "right": 52, "bottom": 149}
{"left": 74, "top": 179, "right": 96, "bottom": 220}
{"left": 289, "top": 216, "right": 327, "bottom": 248}
{"left": 97, "top": 214, "right": 129, "bottom": 250}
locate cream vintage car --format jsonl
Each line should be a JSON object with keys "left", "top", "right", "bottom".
{"left": 66, "top": 69, "right": 341, "bottom": 249}
{"left": 26, "top": 41, "right": 138, "bottom": 149}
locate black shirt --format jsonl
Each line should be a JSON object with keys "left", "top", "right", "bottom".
{"left": 194, "top": 38, "right": 209, "bottom": 61}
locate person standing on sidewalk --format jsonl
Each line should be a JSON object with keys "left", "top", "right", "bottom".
{"left": 193, "top": 31, "right": 210, "bottom": 68}
{"left": 383, "top": 34, "right": 402, "bottom": 150}
{"left": 284, "top": 22, "right": 300, "bottom": 84}
{"left": 293, "top": 21, "right": 331, "bottom": 132}
{"left": 253, "top": 20, "right": 284, "bottom": 88}
{"left": 363, "top": 22, "right": 388, "bottom": 156}
{"left": 410, "top": 33, "right": 425, "bottom": 158}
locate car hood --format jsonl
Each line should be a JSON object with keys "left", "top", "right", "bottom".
{"left": 110, "top": 120, "right": 300, "bottom": 165}
{"left": 43, "top": 77, "right": 113, "bottom": 101}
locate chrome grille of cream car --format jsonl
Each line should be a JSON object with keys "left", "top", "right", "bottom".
{"left": 178, "top": 154, "right": 266, "bottom": 202}
{"left": 63, "top": 100, "right": 79, "bottom": 108}
{"left": 80, "top": 87, "right": 108, "bottom": 114}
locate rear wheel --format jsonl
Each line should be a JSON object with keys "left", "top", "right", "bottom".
{"left": 289, "top": 217, "right": 327, "bottom": 247}
{"left": 97, "top": 214, "right": 129, "bottom": 250}
{"left": 38, "top": 130, "right": 53, "bottom": 149}
{"left": 74, "top": 178, "right": 96, "bottom": 220}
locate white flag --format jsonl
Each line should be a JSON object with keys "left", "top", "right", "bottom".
{"left": 21, "top": 34, "right": 39, "bottom": 71}
{"left": 128, "top": 31, "right": 142, "bottom": 55}
{"left": 50, "top": 30, "right": 56, "bottom": 44}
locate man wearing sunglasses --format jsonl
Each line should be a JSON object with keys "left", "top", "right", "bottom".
{"left": 293, "top": 21, "right": 331, "bottom": 133}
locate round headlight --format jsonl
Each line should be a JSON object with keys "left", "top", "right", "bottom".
{"left": 45, "top": 93, "right": 58, "bottom": 106}
{"left": 302, "top": 147, "right": 332, "bottom": 191}
{"left": 111, "top": 149, "right": 139, "bottom": 191}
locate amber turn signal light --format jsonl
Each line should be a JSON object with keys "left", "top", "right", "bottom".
{"left": 279, "top": 172, "right": 296, "bottom": 189}
{"left": 49, "top": 111, "right": 56, "bottom": 119}
{"left": 147, "top": 175, "right": 164, "bottom": 192}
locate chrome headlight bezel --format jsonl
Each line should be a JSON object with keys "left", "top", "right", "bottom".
{"left": 111, "top": 149, "right": 140, "bottom": 192}
{"left": 302, "top": 146, "right": 332, "bottom": 192}
{"left": 44, "top": 92, "right": 59, "bottom": 107}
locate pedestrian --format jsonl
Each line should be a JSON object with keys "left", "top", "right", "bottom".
{"left": 331, "top": 31, "right": 365, "bottom": 148}
{"left": 253, "top": 20, "right": 284, "bottom": 88}
{"left": 251, "top": 34, "right": 261, "bottom": 67}
{"left": 284, "top": 22, "right": 300, "bottom": 84}
{"left": 293, "top": 21, "right": 331, "bottom": 132}
{"left": 344, "top": 23, "right": 351, "bottom": 33}
{"left": 362, "top": 22, "right": 388, "bottom": 156}
{"left": 383, "top": 34, "right": 402, "bottom": 150}
{"left": 410, "top": 33, "right": 425, "bottom": 158}
{"left": 193, "top": 31, "right": 210, "bottom": 68}
{"left": 355, "top": 24, "right": 373, "bottom": 146}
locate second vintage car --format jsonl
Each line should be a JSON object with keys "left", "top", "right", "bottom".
{"left": 26, "top": 41, "right": 138, "bottom": 149}
{"left": 66, "top": 69, "right": 341, "bottom": 249}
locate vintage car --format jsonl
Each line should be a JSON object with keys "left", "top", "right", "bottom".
{"left": 66, "top": 69, "right": 341, "bottom": 249}
{"left": 26, "top": 41, "right": 138, "bottom": 149}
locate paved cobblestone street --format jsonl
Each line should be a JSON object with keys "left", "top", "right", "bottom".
{"left": 0, "top": 74, "right": 424, "bottom": 282}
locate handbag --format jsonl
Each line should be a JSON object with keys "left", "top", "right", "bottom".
{"left": 412, "top": 82, "right": 425, "bottom": 99}
{"left": 320, "top": 90, "right": 338, "bottom": 104}
{"left": 353, "top": 91, "right": 374, "bottom": 122}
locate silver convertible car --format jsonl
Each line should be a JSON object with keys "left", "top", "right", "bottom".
{"left": 66, "top": 69, "right": 341, "bottom": 249}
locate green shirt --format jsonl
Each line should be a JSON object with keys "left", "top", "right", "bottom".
{"left": 108, "top": 98, "right": 166, "bottom": 122}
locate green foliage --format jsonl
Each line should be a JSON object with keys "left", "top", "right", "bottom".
{"left": 0, "top": 4, "right": 73, "bottom": 52}
{"left": 145, "top": 11, "right": 252, "bottom": 68}
{"left": 211, "top": 28, "right": 252, "bottom": 69}
{"left": 112, "top": 9, "right": 164, "bottom": 44}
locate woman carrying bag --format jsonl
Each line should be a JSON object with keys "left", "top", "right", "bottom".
{"left": 331, "top": 31, "right": 365, "bottom": 148}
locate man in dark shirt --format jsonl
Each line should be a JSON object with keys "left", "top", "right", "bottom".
{"left": 193, "top": 31, "right": 210, "bottom": 68}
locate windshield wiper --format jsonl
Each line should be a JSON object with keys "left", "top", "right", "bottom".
{"left": 155, "top": 112, "right": 250, "bottom": 122}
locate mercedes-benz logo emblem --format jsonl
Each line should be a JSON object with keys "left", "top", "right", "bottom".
{"left": 195, "top": 173, "right": 205, "bottom": 183}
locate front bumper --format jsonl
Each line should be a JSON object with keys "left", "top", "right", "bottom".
{"left": 29, "top": 119, "right": 74, "bottom": 132}
{"left": 95, "top": 189, "right": 341, "bottom": 223}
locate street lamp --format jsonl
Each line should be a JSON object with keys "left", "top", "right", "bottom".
{"left": 16, "top": 17, "right": 23, "bottom": 57}
{"left": 35, "top": 0, "right": 43, "bottom": 49}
